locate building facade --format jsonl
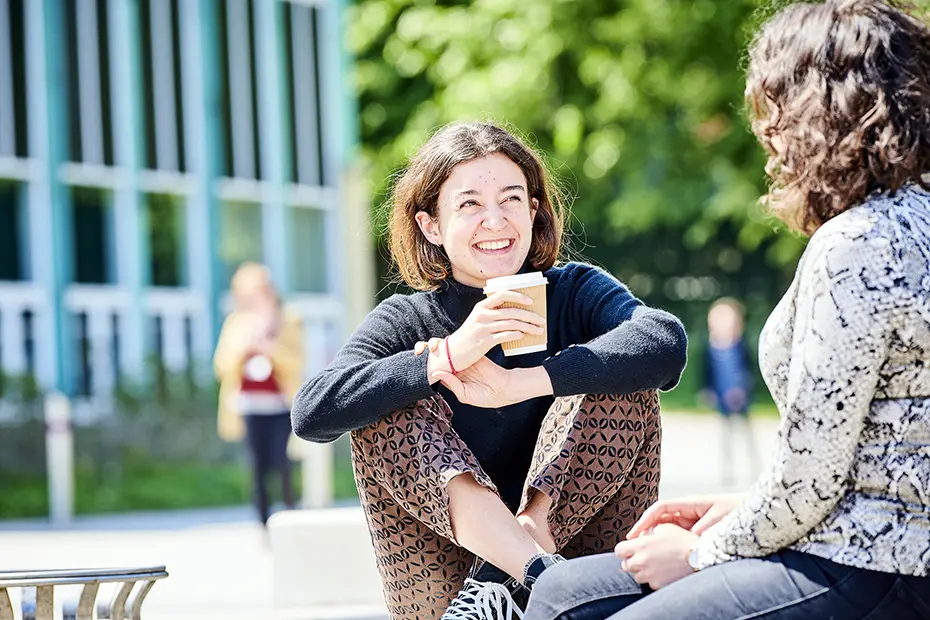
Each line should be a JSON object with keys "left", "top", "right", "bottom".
{"left": 0, "top": 0, "right": 370, "bottom": 403}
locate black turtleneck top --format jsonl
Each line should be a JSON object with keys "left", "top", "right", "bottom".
{"left": 291, "top": 262, "right": 687, "bottom": 511}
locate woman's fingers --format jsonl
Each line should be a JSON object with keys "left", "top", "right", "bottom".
{"left": 432, "top": 371, "right": 465, "bottom": 400}
{"left": 481, "top": 291, "right": 533, "bottom": 309}
{"left": 485, "top": 319, "right": 545, "bottom": 336}
{"left": 488, "top": 307, "right": 547, "bottom": 327}
{"left": 491, "top": 330, "right": 527, "bottom": 344}
{"left": 692, "top": 506, "right": 733, "bottom": 535}
{"left": 414, "top": 338, "right": 445, "bottom": 356}
{"left": 627, "top": 499, "right": 706, "bottom": 539}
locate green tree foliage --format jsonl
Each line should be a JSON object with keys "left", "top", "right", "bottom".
{"left": 349, "top": 0, "right": 811, "bottom": 400}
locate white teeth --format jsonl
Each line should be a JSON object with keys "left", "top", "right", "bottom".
{"left": 475, "top": 240, "right": 512, "bottom": 251}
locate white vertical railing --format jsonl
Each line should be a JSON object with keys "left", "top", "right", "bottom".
{"left": 61, "top": 285, "right": 205, "bottom": 398}
{"left": 0, "top": 283, "right": 46, "bottom": 378}
{"left": 64, "top": 285, "right": 128, "bottom": 399}
{"left": 86, "top": 309, "right": 116, "bottom": 398}
{"left": 0, "top": 306, "right": 27, "bottom": 377}
{"left": 147, "top": 288, "right": 203, "bottom": 374}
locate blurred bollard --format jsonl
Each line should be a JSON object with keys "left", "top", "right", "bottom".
{"left": 301, "top": 442, "right": 334, "bottom": 509}
{"left": 44, "top": 392, "right": 74, "bottom": 525}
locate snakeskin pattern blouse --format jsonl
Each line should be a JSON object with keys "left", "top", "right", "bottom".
{"left": 692, "top": 185, "right": 930, "bottom": 576}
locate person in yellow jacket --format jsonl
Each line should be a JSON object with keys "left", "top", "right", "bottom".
{"left": 214, "top": 262, "right": 304, "bottom": 525}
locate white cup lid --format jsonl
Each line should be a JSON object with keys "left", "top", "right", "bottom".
{"left": 483, "top": 272, "right": 548, "bottom": 294}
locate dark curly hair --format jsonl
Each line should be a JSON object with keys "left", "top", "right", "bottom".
{"left": 747, "top": 0, "right": 930, "bottom": 234}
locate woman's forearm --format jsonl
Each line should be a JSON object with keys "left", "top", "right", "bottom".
{"left": 508, "top": 366, "right": 555, "bottom": 402}
{"left": 544, "top": 308, "right": 688, "bottom": 396}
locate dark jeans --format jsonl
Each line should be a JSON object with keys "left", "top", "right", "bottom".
{"left": 243, "top": 412, "right": 295, "bottom": 524}
{"left": 524, "top": 550, "right": 930, "bottom": 620}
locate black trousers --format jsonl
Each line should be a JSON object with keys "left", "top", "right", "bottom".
{"left": 242, "top": 412, "right": 295, "bottom": 524}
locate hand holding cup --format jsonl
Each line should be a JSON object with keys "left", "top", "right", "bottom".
{"left": 443, "top": 290, "right": 546, "bottom": 371}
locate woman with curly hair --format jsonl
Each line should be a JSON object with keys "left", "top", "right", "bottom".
{"left": 524, "top": 1, "right": 930, "bottom": 618}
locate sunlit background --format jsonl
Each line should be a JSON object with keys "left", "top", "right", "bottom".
{"left": 0, "top": 0, "right": 810, "bottom": 618}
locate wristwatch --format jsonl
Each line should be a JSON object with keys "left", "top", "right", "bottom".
{"left": 686, "top": 539, "right": 701, "bottom": 572}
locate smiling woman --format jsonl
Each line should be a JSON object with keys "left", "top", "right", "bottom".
{"left": 415, "top": 154, "right": 540, "bottom": 288}
{"left": 388, "top": 123, "right": 563, "bottom": 291}
{"left": 291, "top": 121, "right": 688, "bottom": 620}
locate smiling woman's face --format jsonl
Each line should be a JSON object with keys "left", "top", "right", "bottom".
{"left": 415, "top": 153, "right": 538, "bottom": 288}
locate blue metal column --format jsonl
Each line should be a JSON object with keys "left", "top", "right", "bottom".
{"left": 319, "top": 0, "right": 367, "bottom": 339}
{"left": 181, "top": 0, "right": 222, "bottom": 373}
{"left": 27, "top": 0, "right": 73, "bottom": 393}
{"left": 255, "top": 0, "right": 290, "bottom": 296}
{"left": 109, "top": 0, "right": 149, "bottom": 383}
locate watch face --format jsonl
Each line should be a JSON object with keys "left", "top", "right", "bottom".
{"left": 687, "top": 546, "right": 700, "bottom": 571}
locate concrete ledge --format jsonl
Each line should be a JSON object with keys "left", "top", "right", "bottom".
{"left": 268, "top": 507, "right": 385, "bottom": 614}
{"left": 277, "top": 605, "right": 388, "bottom": 620}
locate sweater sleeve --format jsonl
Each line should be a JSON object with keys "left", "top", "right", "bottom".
{"left": 542, "top": 264, "right": 688, "bottom": 396}
{"left": 691, "top": 230, "right": 896, "bottom": 569}
{"left": 290, "top": 296, "right": 437, "bottom": 443}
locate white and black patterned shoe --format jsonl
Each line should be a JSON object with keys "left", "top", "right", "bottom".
{"left": 440, "top": 577, "right": 525, "bottom": 620}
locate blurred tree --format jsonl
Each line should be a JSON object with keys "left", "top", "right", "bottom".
{"left": 349, "top": 0, "right": 809, "bottom": 401}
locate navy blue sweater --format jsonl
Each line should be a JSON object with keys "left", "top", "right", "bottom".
{"left": 292, "top": 262, "right": 688, "bottom": 510}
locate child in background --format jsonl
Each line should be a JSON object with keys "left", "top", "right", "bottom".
{"left": 704, "top": 298, "right": 758, "bottom": 486}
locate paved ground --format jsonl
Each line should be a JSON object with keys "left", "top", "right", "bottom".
{"left": 0, "top": 412, "right": 779, "bottom": 620}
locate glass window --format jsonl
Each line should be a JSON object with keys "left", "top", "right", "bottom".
{"left": 0, "top": 181, "right": 23, "bottom": 281}
{"left": 219, "top": 200, "right": 263, "bottom": 286}
{"left": 289, "top": 206, "right": 327, "bottom": 293}
{"left": 147, "top": 193, "right": 186, "bottom": 287}
{"left": 71, "top": 186, "right": 111, "bottom": 284}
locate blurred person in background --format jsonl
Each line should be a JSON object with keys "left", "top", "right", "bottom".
{"left": 524, "top": 1, "right": 930, "bottom": 618}
{"left": 703, "top": 298, "right": 759, "bottom": 486}
{"left": 291, "top": 121, "right": 688, "bottom": 620}
{"left": 214, "top": 262, "right": 304, "bottom": 526}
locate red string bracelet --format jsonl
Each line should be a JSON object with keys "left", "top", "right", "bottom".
{"left": 445, "top": 338, "right": 457, "bottom": 374}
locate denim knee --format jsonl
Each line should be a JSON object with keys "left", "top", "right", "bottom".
{"left": 525, "top": 554, "right": 643, "bottom": 620}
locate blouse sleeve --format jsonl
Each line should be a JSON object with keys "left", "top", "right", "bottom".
{"left": 691, "top": 229, "right": 899, "bottom": 568}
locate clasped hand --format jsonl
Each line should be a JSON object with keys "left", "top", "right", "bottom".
{"left": 413, "top": 290, "right": 546, "bottom": 408}
{"left": 430, "top": 355, "right": 524, "bottom": 408}
{"left": 614, "top": 494, "right": 744, "bottom": 590}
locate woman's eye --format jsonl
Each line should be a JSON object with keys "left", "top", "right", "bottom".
{"left": 459, "top": 200, "right": 479, "bottom": 209}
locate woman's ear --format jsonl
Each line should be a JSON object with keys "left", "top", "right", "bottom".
{"left": 531, "top": 197, "right": 539, "bottom": 222}
{"left": 414, "top": 211, "right": 442, "bottom": 245}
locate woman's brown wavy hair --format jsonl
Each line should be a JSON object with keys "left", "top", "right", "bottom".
{"left": 747, "top": 0, "right": 930, "bottom": 234}
{"left": 387, "top": 122, "right": 566, "bottom": 291}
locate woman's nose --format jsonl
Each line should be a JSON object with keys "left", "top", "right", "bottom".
{"left": 481, "top": 202, "right": 506, "bottom": 231}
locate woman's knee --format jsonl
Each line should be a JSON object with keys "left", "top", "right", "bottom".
{"left": 526, "top": 554, "right": 643, "bottom": 620}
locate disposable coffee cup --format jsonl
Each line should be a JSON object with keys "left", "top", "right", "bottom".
{"left": 483, "top": 272, "right": 548, "bottom": 356}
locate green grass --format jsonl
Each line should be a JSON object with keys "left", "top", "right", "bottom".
{"left": 0, "top": 459, "right": 360, "bottom": 520}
